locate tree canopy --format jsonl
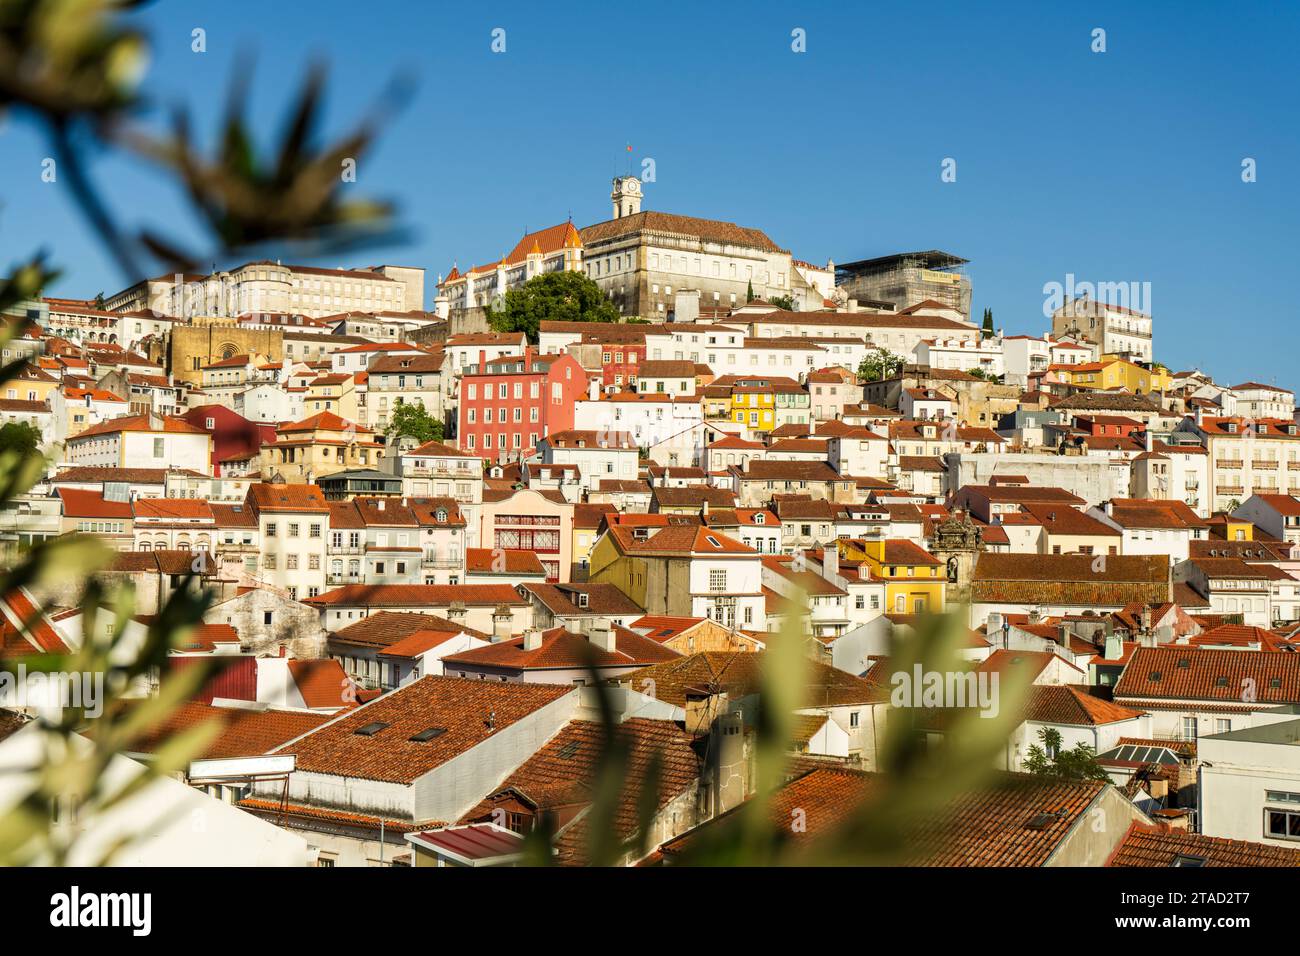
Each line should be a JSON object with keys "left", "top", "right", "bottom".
{"left": 487, "top": 270, "right": 620, "bottom": 344}
{"left": 857, "top": 346, "right": 906, "bottom": 383}
{"left": 1022, "top": 728, "right": 1111, "bottom": 782}
{"left": 385, "top": 401, "right": 443, "bottom": 445}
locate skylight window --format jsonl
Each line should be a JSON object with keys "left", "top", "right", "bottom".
{"left": 354, "top": 721, "right": 389, "bottom": 736}
{"left": 409, "top": 727, "right": 448, "bottom": 742}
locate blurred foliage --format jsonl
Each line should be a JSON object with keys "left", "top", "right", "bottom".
{"left": 1, "top": 0, "right": 1032, "bottom": 870}
{"left": 1, "top": 0, "right": 410, "bottom": 281}
{"left": 518, "top": 600, "right": 1026, "bottom": 868}
{"left": 0, "top": 0, "right": 407, "bottom": 865}
{"left": 124, "top": 59, "right": 413, "bottom": 272}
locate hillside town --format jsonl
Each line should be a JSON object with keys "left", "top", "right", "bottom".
{"left": 3, "top": 173, "right": 1300, "bottom": 870}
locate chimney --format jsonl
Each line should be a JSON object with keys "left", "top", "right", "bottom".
{"left": 588, "top": 619, "right": 616, "bottom": 653}
{"left": 491, "top": 604, "right": 512, "bottom": 643}
{"left": 447, "top": 600, "right": 467, "bottom": 623}
{"left": 479, "top": 349, "right": 487, "bottom": 375}
{"left": 522, "top": 627, "right": 544, "bottom": 651}
{"left": 588, "top": 378, "right": 600, "bottom": 401}
{"left": 709, "top": 710, "right": 746, "bottom": 816}
{"left": 824, "top": 542, "right": 840, "bottom": 579}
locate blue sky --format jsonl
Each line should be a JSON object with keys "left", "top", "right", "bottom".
{"left": 1, "top": 0, "right": 1296, "bottom": 388}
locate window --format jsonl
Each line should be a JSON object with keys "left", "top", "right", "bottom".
{"left": 708, "top": 569, "right": 726, "bottom": 592}
{"left": 1267, "top": 805, "right": 1300, "bottom": 842}
{"left": 1181, "top": 716, "right": 1197, "bottom": 740}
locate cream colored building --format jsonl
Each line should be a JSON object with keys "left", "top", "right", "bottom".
{"left": 108, "top": 262, "right": 423, "bottom": 319}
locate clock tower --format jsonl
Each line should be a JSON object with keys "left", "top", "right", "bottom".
{"left": 611, "top": 176, "right": 642, "bottom": 219}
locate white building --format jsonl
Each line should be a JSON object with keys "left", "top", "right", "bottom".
{"left": 1199, "top": 714, "right": 1300, "bottom": 848}
{"left": 64, "top": 414, "right": 212, "bottom": 474}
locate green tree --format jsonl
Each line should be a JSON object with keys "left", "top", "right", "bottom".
{"left": 769, "top": 293, "right": 795, "bottom": 311}
{"left": 981, "top": 307, "right": 994, "bottom": 339}
{"left": 1022, "top": 728, "right": 1111, "bottom": 782}
{"left": 487, "top": 270, "right": 619, "bottom": 344}
{"left": 746, "top": 279, "right": 755, "bottom": 302}
{"left": 94, "top": 291, "right": 105, "bottom": 310}
{"left": 857, "top": 346, "right": 906, "bottom": 382}
{"left": 0, "top": 421, "right": 42, "bottom": 456}
{"left": 385, "top": 400, "right": 443, "bottom": 445}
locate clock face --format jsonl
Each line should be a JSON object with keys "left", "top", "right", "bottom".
{"left": 623, "top": 179, "right": 639, "bottom": 194}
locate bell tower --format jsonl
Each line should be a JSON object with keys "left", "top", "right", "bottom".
{"left": 611, "top": 176, "right": 642, "bottom": 219}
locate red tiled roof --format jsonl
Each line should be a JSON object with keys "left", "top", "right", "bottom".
{"left": 271, "top": 676, "right": 573, "bottom": 784}
{"left": 465, "top": 548, "right": 546, "bottom": 576}
{"left": 72, "top": 414, "right": 206, "bottom": 439}
{"left": 458, "top": 718, "right": 701, "bottom": 865}
{"left": 659, "top": 768, "right": 1106, "bottom": 866}
{"left": 1022, "top": 685, "right": 1145, "bottom": 726}
{"left": 307, "top": 584, "right": 527, "bottom": 608}
{"left": 1115, "top": 646, "right": 1300, "bottom": 704}
{"left": 287, "top": 659, "right": 353, "bottom": 709}
{"left": 441, "top": 625, "right": 680, "bottom": 671}
{"left": 56, "top": 487, "right": 133, "bottom": 520}
{"left": 123, "top": 701, "right": 329, "bottom": 760}
{"left": 1108, "top": 823, "right": 1300, "bottom": 867}
{"left": 133, "top": 498, "right": 215, "bottom": 521}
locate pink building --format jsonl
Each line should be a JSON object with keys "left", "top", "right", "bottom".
{"left": 457, "top": 347, "right": 588, "bottom": 463}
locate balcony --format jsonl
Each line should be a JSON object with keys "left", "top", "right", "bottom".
{"left": 405, "top": 464, "right": 475, "bottom": 479}
{"left": 1253, "top": 460, "right": 1278, "bottom": 470}
{"left": 1217, "top": 459, "right": 1244, "bottom": 469}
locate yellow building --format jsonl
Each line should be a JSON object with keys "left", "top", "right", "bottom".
{"left": 841, "top": 538, "right": 945, "bottom": 615}
{"left": 572, "top": 504, "right": 617, "bottom": 578}
{"left": 1050, "top": 357, "right": 1171, "bottom": 394}
{"left": 263, "top": 411, "right": 380, "bottom": 483}
{"left": 4, "top": 362, "right": 59, "bottom": 404}
{"left": 729, "top": 387, "right": 776, "bottom": 432}
{"left": 305, "top": 372, "right": 359, "bottom": 421}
